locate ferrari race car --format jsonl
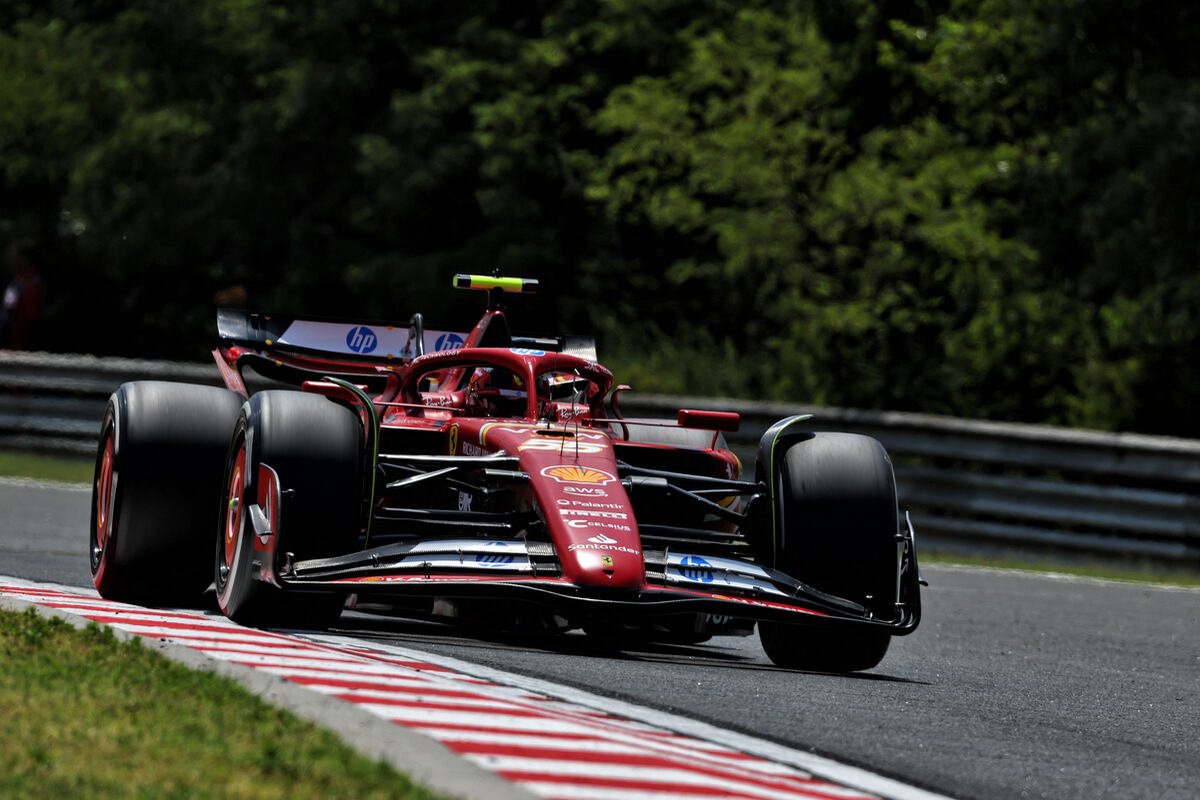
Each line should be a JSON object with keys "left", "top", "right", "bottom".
{"left": 90, "top": 275, "right": 922, "bottom": 672}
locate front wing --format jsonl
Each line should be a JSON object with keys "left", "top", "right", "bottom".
{"left": 277, "top": 537, "right": 922, "bottom": 635}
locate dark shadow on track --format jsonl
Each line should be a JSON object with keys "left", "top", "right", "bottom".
{"left": 329, "top": 609, "right": 929, "bottom": 683}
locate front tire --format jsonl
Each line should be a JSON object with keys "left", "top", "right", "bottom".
{"left": 215, "top": 391, "right": 362, "bottom": 628}
{"left": 758, "top": 432, "right": 898, "bottom": 672}
{"left": 90, "top": 381, "right": 243, "bottom": 604}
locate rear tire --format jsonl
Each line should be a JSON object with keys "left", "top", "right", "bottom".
{"left": 215, "top": 391, "right": 362, "bottom": 628}
{"left": 758, "top": 432, "right": 898, "bottom": 672}
{"left": 90, "top": 381, "right": 243, "bottom": 604}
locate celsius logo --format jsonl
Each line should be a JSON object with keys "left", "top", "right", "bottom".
{"left": 434, "top": 333, "right": 465, "bottom": 351}
{"left": 346, "top": 326, "right": 378, "bottom": 354}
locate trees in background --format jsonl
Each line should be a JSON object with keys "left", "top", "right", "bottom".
{"left": 2, "top": 0, "right": 1197, "bottom": 434}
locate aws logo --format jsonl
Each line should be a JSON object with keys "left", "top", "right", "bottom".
{"left": 346, "top": 326, "right": 378, "bottom": 354}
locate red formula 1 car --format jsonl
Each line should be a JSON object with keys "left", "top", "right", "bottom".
{"left": 90, "top": 275, "right": 921, "bottom": 671}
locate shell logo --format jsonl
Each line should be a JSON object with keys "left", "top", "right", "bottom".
{"left": 541, "top": 465, "right": 616, "bottom": 485}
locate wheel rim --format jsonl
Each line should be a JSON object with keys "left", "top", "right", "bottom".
{"left": 94, "top": 432, "right": 115, "bottom": 555}
{"left": 223, "top": 443, "right": 246, "bottom": 573}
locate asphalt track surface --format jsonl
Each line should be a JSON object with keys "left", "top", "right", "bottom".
{"left": 2, "top": 477, "right": 1197, "bottom": 800}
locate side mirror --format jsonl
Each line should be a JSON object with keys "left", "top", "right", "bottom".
{"left": 677, "top": 409, "right": 740, "bottom": 432}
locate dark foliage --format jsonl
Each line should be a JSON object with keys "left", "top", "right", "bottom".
{"left": 2, "top": 0, "right": 1197, "bottom": 434}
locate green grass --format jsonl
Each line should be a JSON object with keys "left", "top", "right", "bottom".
{"left": 920, "top": 551, "right": 1200, "bottom": 587}
{"left": 0, "top": 608, "right": 446, "bottom": 800}
{"left": 0, "top": 451, "right": 93, "bottom": 484}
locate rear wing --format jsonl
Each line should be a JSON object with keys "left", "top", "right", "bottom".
{"left": 216, "top": 308, "right": 466, "bottom": 362}
{"left": 213, "top": 308, "right": 598, "bottom": 395}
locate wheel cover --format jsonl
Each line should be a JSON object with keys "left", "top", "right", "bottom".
{"left": 223, "top": 443, "right": 246, "bottom": 571}
{"left": 94, "top": 433, "right": 115, "bottom": 553}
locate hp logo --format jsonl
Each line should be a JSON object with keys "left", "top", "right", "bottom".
{"left": 346, "top": 326, "right": 378, "bottom": 354}
{"left": 679, "top": 555, "right": 715, "bottom": 583}
{"left": 434, "top": 333, "right": 465, "bottom": 351}
{"left": 477, "top": 540, "right": 516, "bottom": 566}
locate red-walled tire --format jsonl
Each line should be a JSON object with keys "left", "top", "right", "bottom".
{"left": 90, "top": 381, "right": 243, "bottom": 604}
{"left": 215, "top": 390, "right": 362, "bottom": 629}
{"left": 758, "top": 432, "right": 897, "bottom": 672}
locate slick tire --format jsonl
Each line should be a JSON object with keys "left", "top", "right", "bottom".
{"left": 759, "top": 432, "right": 897, "bottom": 672}
{"left": 215, "top": 390, "right": 362, "bottom": 629}
{"left": 90, "top": 381, "right": 243, "bottom": 605}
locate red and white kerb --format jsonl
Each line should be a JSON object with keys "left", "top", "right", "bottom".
{"left": 0, "top": 582, "right": 881, "bottom": 800}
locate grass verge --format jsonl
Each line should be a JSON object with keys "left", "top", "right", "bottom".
{"left": 0, "top": 607, "right": 446, "bottom": 800}
{"left": 920, "top": 551, "right": 1200, "bottom": 587}
{"left": 0, "top": 451, "right": 93, "bottom": 484}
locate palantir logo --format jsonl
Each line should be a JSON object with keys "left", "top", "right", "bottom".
{"left": 434, "top": 332, "right": 465, "bottom": 351}
{"left": 346, "top": 326, "right": 377, "bottom": 354}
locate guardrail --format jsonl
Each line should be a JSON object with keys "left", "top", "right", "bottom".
{"left": 4, "top": 350, "right": 1198, "bottom": 570}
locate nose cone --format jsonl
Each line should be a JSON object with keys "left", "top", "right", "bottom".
{"left": 553, "top": 504, "right": 645, "bottom": 589}
{"left": 527, "top": 452, "right": 645, "bottom": 589}
{"left": 478, "top": 423, "right": 646, "bottom": 590}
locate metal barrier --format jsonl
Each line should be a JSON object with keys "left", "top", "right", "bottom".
{"left": 4, "top": 350, "right": 1198, "bottom": 568}
{"left": 620, "top": 395, "right": 1200, "bottom": 567}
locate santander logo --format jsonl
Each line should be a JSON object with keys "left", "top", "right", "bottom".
{"left": 587, "top": 533, "right": 618, "bottom": 544}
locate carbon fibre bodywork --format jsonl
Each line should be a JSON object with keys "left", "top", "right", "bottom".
{"left": 208, "top": 278, "right": 922, "bottom": 652}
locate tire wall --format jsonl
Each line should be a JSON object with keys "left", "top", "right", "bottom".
{"left": 111, "top": 382, "right": 243, "bottom": 569}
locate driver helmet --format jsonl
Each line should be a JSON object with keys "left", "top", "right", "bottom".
{"left": 535, "top": 372, "right": 592, "bottom": 420}
{"left": 466, "top": 367, "right": 528, "bottom": 417}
